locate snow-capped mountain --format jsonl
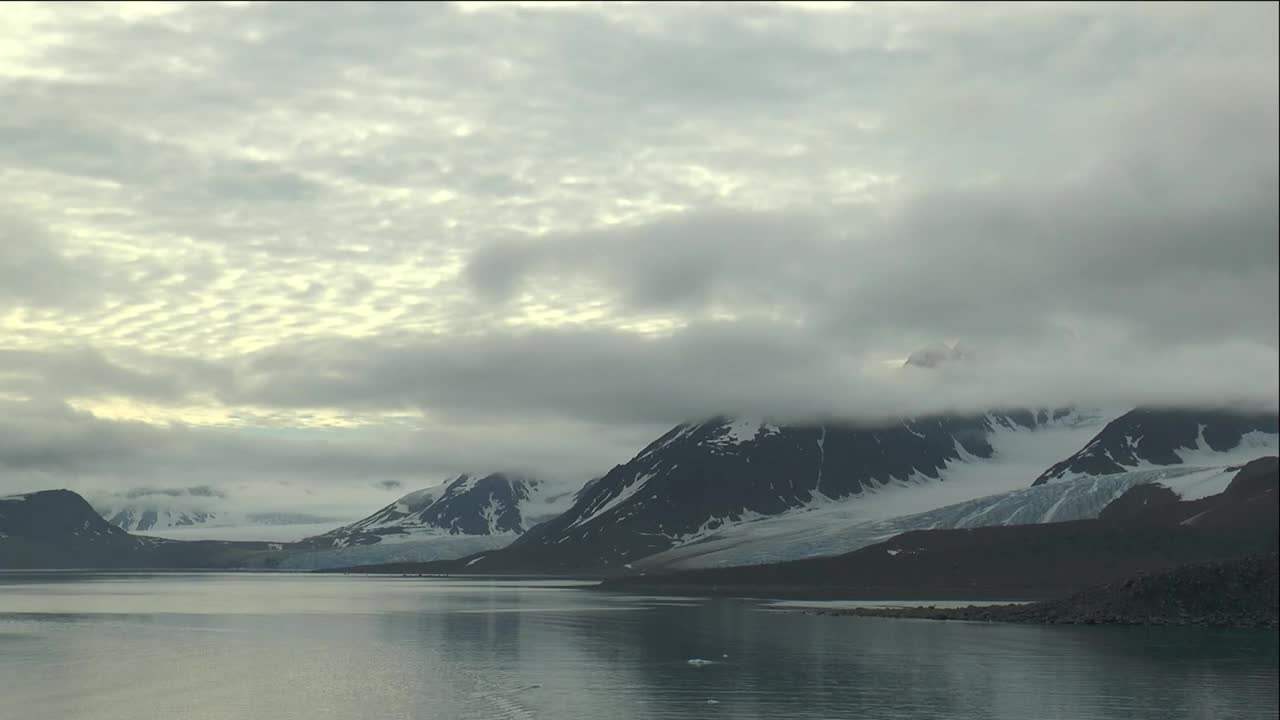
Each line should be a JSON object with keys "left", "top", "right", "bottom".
{"left": 98, "top": 507, "right": 346, "bottom": 540}
{"left": 628, "top": 407, "right": 1277, "bottom": 571}
{"left": 314, "top": 485, "right": 444, "bottom": 542}
{"left": 1033, "top": 408, "right": 1278, "bottom": 485}
{"left": 311, "top": 473, "right": 569, "bottom": 546}
{"left": 466, "top": 410, "right": 1104, "bottom": 572}
{"left": 86, "top": 484, "right": 354, "bottom": 541}
{"left": 277, "top": 473, "right": 577, "bottom": 570}
{"left": 102, "top": 507, "right": 216, "bottom": 533}
{"left": 91, "top": 498, "right": 346, "bottom": 542}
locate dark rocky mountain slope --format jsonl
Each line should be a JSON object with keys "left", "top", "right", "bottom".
{"left": 1034, "top": 408, "right": 1277, "bottom": 484}
{"left": 462, "top": 411, "right": 1086, "bottom": 572}
{"left": 1, "top": 490, "right": 131, "bottom": 542}
{"left": 600, "top": 457, "right": 1279, "bottom": 600}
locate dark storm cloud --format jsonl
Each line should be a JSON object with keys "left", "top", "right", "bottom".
{"left": 0, "top": 347, "right": 229, "bottom": 404}
{"left": 0, "top": 397, "right": 659, "bottom": 503}
{"left": 221, "top": 324, "right": 1277, "bottom": 428}
{"left": 462, "top": 165, "right": 1278, "bottom": 352}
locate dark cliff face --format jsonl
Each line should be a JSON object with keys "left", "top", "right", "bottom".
{"left": 0, "top": 490, "right": 129, "bottom": 541}
{"left": 1033, "top": 408, "right": 1278, "bottom": 485}
{"left": 473, "top": 411, "right": 1075, "bottom": 571}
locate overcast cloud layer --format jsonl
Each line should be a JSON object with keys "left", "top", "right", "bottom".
{"left": 1, "top": 2, "right": 1276, "bottom": 513}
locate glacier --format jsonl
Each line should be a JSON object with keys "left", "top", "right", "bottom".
{"left": 638, "top": 464, "right": 1243, "bottom": 570}
{"left": 275, "top": 533, "right": 520, "bottom": 570}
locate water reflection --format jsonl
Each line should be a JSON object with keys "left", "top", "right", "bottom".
{"left": 1, "top": 574, "right": 1275, "bottom": 720}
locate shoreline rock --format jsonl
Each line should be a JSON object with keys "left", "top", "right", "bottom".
{"left": 825, "top": 554, "right": 1279, "bottom": 629}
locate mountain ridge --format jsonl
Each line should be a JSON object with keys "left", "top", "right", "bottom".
{"left": 599, "top": 457, "right": 1280, "bottom": 600}
{"left": 1033, "top": 408, "right": 1278, "bottom": 484}
{"left": 451, "top": 409, "right": 1099, "bottom": 572}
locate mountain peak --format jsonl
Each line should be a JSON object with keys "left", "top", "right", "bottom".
{"left": 1, "top": 489, "right": 128, "bottom": 541}
{"left": 903, "top": 341, "right": 972, "bottom": 369}
{"left": 1033, "top": 408, "right": 1279, "bottom": 485}
{"left": 308, "top": 472, "right": 556, "bottom": 547}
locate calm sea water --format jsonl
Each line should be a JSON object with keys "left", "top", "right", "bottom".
{"left": 0, "top": 572, "right": 1276, "bottom": 720}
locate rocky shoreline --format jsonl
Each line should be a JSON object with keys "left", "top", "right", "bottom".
{"left": 821, "top": 554, "right": 1279, "bottom": 628}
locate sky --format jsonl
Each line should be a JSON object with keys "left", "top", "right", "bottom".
{"left": 1, "top": 1, "right": 1277, "bottom": 515}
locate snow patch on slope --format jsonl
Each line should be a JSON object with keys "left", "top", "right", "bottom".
{"left": 1046, "top": 428, "right": 1278, "bottom": 485}
{"left": 721, "top": 419, "right": 777, "bottom": 445}
{"left": 1179, "top": 429, "right": 1278, "bottom": 467}
{"left": 384, "top": 486, "right": 443, "bottom": 521}
{"left": 701, "top": 419, "right": 780, "bottom": 454}
{"left": 569, "top": 471, "right": 658, "bottom": 530}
